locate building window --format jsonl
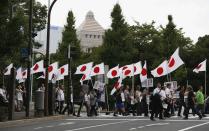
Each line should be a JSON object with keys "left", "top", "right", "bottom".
{"left": 98, "top": 35, "right": 100, "bottom": 39}
{"left": 85, "top": 34, "right": 88, "bottom": 38}
{"left": 94, "top": 35, "right": 96, "bottom": 38}
{"left": 89, "top": 34, "right": 92, "bottom": 38}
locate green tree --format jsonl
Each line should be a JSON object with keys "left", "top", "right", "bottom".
{"left": 100, "top": 3, "right": 137, "bottom": 67}
{"left": 52, "top": 10, "right": 81, "bottom": 66}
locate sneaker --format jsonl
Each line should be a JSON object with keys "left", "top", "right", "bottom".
{"left": 183, "top": 117, "right": 188, "bottom": 120}
{"left": 199, "top": 115, "right": 202, "bottom": 120}
{"left": 150, "top": 117, "right": 156, "bottom": 121}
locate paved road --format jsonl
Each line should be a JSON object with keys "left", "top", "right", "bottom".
{"left": 1, "top": 114, "right": 209, "bottom": 131}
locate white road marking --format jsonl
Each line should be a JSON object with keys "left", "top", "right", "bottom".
{"left": 34, "top": 127, "right": 43, "bottom": 130}
{"left": 137, "top": 126, "right": 145, "bottom": 129}
{"left": 129, "top": 128, "right": 137, "bottom": 130}
{"left": 145, "top": 123, "right": 170, "bottom": 127}
{"left": 65, "top": 120, "right": 137, "bottom": 131}
{"left": 178, "top": 121, "right": 209, "bottom": 131}
{"left": 59, "top": 122, "right": 75, "bottom": 126}
{"left": 45, "top": 125, "right": 54, "bottom": 128}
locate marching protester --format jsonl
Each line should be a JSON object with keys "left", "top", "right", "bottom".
{"left": 124, "top": 85, "right": 130, "bottom": 115}
{"left": 150, "top": 83, "right": 164, "bottom": 121}
{"left": 141, "top": 88, "right": 149, "bottom": 117}
{"left": 195, "top": 86, "right": 206, "bottom": 117}
{"left": 177, "top": 86, "right": 186, "bottom": 117}
{"left": 0, "top": 84, "right": 8, "bottom": 106}
{"left": 113, "top": 88, "right": 126, "bottom": 116}
{"left": 15, "top": 85, "right": 23, "bottom": 112}
{"left": 183, "top": 85, "right": 202, "bottom": 120}
{"left": 135, "top": 88, "right": 142, "bottom": 116}
{"left": 55, "top": 85, "right": 65, "bottom": 114}
{"left": 89, "top": 89, "right": 98, "bottom": 116}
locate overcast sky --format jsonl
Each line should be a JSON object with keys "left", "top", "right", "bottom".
{"left": 37, "top": 0, "right": 209, "bottom": 43}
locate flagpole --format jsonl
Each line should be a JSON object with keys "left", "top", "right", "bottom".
{"left": 2, "top": 74, "right": 4, "bottom": 87}
{"left": 205, "top": 69, "right": 207, "bottom": 98}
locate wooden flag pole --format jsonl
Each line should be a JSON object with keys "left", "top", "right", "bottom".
{"left": 205, "top": 69, "right": 207, "bottom": 98}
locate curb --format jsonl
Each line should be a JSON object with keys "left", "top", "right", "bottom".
{"left": 0, "top": 115, "right": 67, "bottom": 128}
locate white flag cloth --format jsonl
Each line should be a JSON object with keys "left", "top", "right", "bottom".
{"left": 110, "top": 77, "right": 122, "bottom": 95}
{"left": 22, "top": 69, "right": 28, "bottom": 79}
{"left": 4, "top": 63, "right": 13, "bottom": 75}
{"left": 16, "top": 67, "right": 22, "bottom": 80}
{"left": 151, "top": 60, "right": 168, "bottom": 77}
{"left": 193, "top": 59, "right": 207, "bottom": 73}
{"left": 134, "top": 61, "right": 142, "bottom": 75}
{"left": 168, "top": 47, "right": 184, "bottom": 73}
{"left": 31, "top": 60, "right": 44, "bottom": 74}
{"left": 90, "top": 63, "right": 105, "bottom": 76}
{"left": 121, "top": 64, "right": 134, "bottom": 77}
{"left": 107, "top": 65, "right": 120, "bottom": 79}
{"left": 48, "top": 62, "right": 58, "bottom": 80}
{"left": 140, "top": 61, "right": 148, "bottom": 82}
{"left": 75, "top": 62, "right": 93, "bottom": 75}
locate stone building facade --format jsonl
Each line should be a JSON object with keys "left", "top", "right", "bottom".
{"left": 77, "top": 11, "right": 105, "bottom": 53}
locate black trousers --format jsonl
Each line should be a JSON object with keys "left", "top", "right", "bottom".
{"left": 77, "top": 100, "right": 90, "bottom": 116}
{"left": 185, "top": 104, "right": 201, "bottom": 118}
{"left": 178, "top": 101, "right": 186, "bottom": 116}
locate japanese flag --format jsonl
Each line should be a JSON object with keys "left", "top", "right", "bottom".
{"left": 151, "top": 60, "right": 168, "bottom": 77}
{"left": 58, "top": 64, "right": 68, "bottom": 76}
{"left": 16, "top": 67, "right": 23, "bottom": 80}
{"left": 168, "top": 48, "right": 184, "bottom": 73}
{"left": 107, "top": 65, "right": 120, "bottom": 79}
{"left": 90, "top": 63, "right": 105, "bottom": 76}
{"left": 193, "top": 59, "right": 207, "bottom": 73}
{"left": 75, "top": 62, "right": 93, "bottom": 75}
{"left": 4, "top": 63, "right": 13, "bottom": 75}
{"left": 22, "top": 69, "right": 28, "bottom": 79}
{"left": 110, "top": 77, "right": 122, "bottom": 95}
{"left": 134, "top": 61, "right": 142, "bottom": 75}
{"left": 80, "top": 73, "right": 91, "bottom": 84}
{"left": 140, "top": 61, "right": 148, "bottom": 82}
{"left": 31, "top": 60, "right": 44, "bottom": 74}
{"left": 121, "top": 64, "right": 134, "bottom": 77}
{"left": 48, "top": 62, "right": 58, "bottom": 80}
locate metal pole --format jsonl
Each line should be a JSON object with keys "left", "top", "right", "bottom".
{"left": 205, "top": 70, "right": 207, "bottom": 98}
{"left": 45, "top": 0, "right": 58, "bottom": 116}
{"left": 25, "top": 0, "right": 33, "bottom": 118}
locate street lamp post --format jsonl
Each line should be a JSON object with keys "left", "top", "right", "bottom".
{"left": 45, "top": 0, "right": 58, "bottom": 116}
{"left": 25, "top": 0, "right": 33, "bottom": 118}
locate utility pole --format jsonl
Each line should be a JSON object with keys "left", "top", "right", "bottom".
{"left": 45, "top": 0, "right": 58, "bottom": 116}
{"left": 26, "top": 0, "right": 33, "bottom": 118}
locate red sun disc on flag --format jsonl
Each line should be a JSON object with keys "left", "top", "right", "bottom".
{"left": 22, "top": 72, "right": 26, "bottom": 76}
{"left": 33, "top": 64, "right": 39, "bottom": 71}
{"left": 48, "top": 66, "right": 53, "bottom": 72}
{"left": 81, "top": 74, "right": 86, "bottom": 80}
{"left": 168, "top": 58, "right": 175, "bottom": 68}
{"left": 111, "top": 70, "right": 117, "bottom": 77}
{"left": 196, "top": 64, "right": 202, "bottom": 69}
{"left": 141, "top": 68, "right": 147, "bottom": 76}
{"left": 80, "top": 65, "right": 87, "bottom": 72}
{"left": 94, "top": 67, "right": 100, "bottom": 73}
{"left": 114, "top": 82, "right": 120, "bottom": 89}
{"left": 60, "top": 68, "right": 65, "bottom": 74}
{"left": 124, "top": 70, "right": 131, "bottom": 76}
{"left": 157, "top": 67, "right": 164, "bottom": 75}
{"left": 134, "top": 66, "right": 137, "bottom": 72}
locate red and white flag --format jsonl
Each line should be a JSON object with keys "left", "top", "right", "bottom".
{"left": 140, "top": 61, "right": 148, "bottom": 82}
{"left": 4, "top": 63, "right": 13, "bottom": 75}
{"left": 80, "top": 73, "right": 91, "bottom": 84}
{"left": 31, "top": 60, "right": 44, "bottom": 74}
{"left": 48, "top": 62, "right": 58, "bottom": 80}
{"left": 193, "top": 59, "right": 207, "bottom": 73}
{"left": 58, "top": 64, "right": 68, "bottom": 76}
{"left": 90, "top": 63, "right": 105, "bottom": 76}
{"left": 134, "top": 61, "right": 142, "bottom": 75}
{"left": 107, "top": 65, "right": 120, "bottom": 79}
{"left": 75, "top": 62, "right": 93, "bottom": 75}
{"left": 110, "top": 77, "right": 123, "bottom": 95}
{"left": 22, "top": 69, "right": 28, "bottom": 79}
{"left": 168, "top": 48, "right": 184, "bottom": 73}
{"left": 151, "top": 60, "right": 168, "bottom": 77}
{"left": 121, "top": 64, "right": 134, "bottom": 77}
{"left": 16, "top": 67, "right": 22, "bottom": 80}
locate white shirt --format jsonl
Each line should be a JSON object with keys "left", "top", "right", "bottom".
{"left": 57, "top": 89, "right": 65, "bottom": 101}
{"left": 160, "top": 90, "right": 166, "bottom": 100}
{"left": 153, "top": 87, "right": 161, "bottom": 95}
